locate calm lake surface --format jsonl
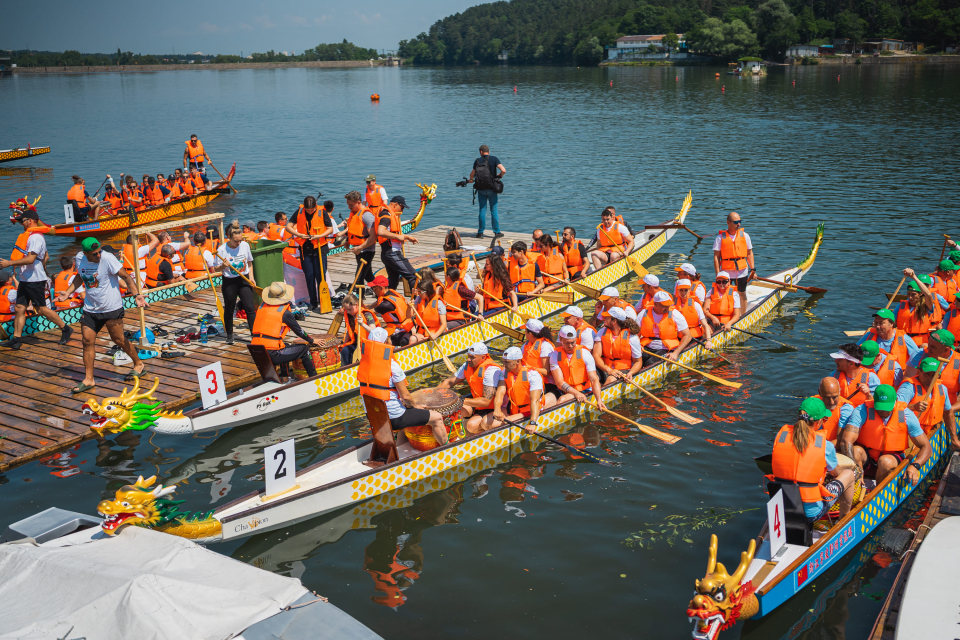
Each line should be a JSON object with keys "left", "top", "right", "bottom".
{"left": 2, "top": 64, "right": 959, "bottom": 639}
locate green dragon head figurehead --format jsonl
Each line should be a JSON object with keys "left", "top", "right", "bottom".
{"left": 97, "top": 475, "right": 181, "bottom": 535}
{"left": 82, "top": 377, "right": 163, "bottom": 436}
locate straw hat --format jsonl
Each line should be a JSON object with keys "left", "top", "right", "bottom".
{"left": 262, "top": 281, "right": 295, "bottom": 305}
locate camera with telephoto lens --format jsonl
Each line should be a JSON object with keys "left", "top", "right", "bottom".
{"left": 455, "top": 177, "right": 469, "bottom": 188}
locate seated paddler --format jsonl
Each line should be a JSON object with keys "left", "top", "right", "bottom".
{"left": 550, "top": 324, "right": 605, "bottom": 407}
{"left": 903, "top": 329, "right": 960, "bottom": 404}
{"left": 840, "top": 385, "right": 932, "bottom": 486}
{"left": 897, "top": 356, "right": 957, "bottom": 439}
{"left": 813, "top": 376, "right": 854, "bottom": 443}
{"left": 471, "top": 345, "right": 558, "bottom": 434}
{"left": 251, "top": 281, "right": 318, "bottom": 381}
{"left": 438, "top": 342, "right": 503, "bottom": 434}
{"left": 768, "top": 397, "right": 857, "bottom": 523}
{"left": 828, "top": 343, "right": 878, "bottom": 407}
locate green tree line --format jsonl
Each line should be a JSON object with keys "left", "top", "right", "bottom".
{"left": 397, "top": 0, "right": 960, "bottom": 65}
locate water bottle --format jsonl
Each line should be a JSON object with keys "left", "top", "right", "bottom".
{"left": 199, "top": 317, "right": 208, "bottom": 344}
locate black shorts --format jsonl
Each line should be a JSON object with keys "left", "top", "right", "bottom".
{"left": 390, "top": 408, "right": 431, "bottom": 430}
{"left": 543, "top": 382, "right": 561, "bottom": 397}
{"left": 80, "top": 307, "right": 125, "bottom": 333}
{"left": 16, "top": 280, "right": 47, "bottom": 309}
{"left": 735, "top": 275, "right": 750, "bottom": 293}
{"left": 471, "top": 407, "right": 495, "bottom": 418}
{"left": 863, "top": 450, "right": 905, "bottom": 477}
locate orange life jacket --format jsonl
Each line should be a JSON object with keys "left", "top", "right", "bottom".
{"left": 813, "top": 394, "right": 853, "bottom": 441}
{"left": 601, "top": 328, "right": 634, "bottom": 370}
{"left": 905, "top": 377, "right": 944, "bottom": 435}
{"left": 482, "top": 273, "right": 506, "bottom": 309}
{"left": 124, "top": 186, "right": 144, "bottom": 211}
{"left": 251, "top": 303, "right": 290, "bottom": 350}
{"left": 638, "top": 288, "right": 663, "bottom": 311}
{"left": 67, "top": 184, "right": 87, "bottom": 209}
{"left": 143, "top": 185, "right": 165, "bottom": 207}
{"left": 167, "top": 182, "right": 183, "bottom": 199}
{"left": 855, "top": 400, "right": 910, "bottom": 455}
{"left": 378, "top": 208, "right": 402, "bottom": 246}
{"left": 11, "top": 231, "right": 32, "bottom": 261}
{"left": 190, "top": 173, "right": 205, "bottom": 190}
{"left": 553, "top": 346, "right": 589, "bottom": 391}
{"left": 597, "top": 223, "right": 624, "bottom": 250}
{"left": 539, "top": 247, "right": 565, "bottom": 277}
{"left": 522, "top": 337, "right": 551, "bottom": 370}
{"left": 639, "top": 309, "right": 680, "bottom": 348}
{"left": 377, "top": 289, "right": 414, "bottom": 333}
{"left": 718, "top": 229, "right": 749, "bottom": 272}
{"left": 365, "top": 186, "right": 386, "bottom": 215}
{"left": 344, "top": 310, "right": 379, "bottom": 347}
{"left": 837, "top": 365, "right": 871, "bottom": 407}
{"left": 185, "top": 139, "right": 205, "bottom": 163}
{"left": 864, "top": 327, "right": 910, "bottom": 369}
{"left": 295, "top": 205, "right": 329, "bottom": 249}
{"left": 357, "top": 338, "right": 394, "bottom": 400}
{"left": 266, "top": 223, "right": 285, "bottom": 241}
{"left": 242, "top": 231, "right": 259, "bottom": 246}
{"left": 678, "top": 280, "right": 706, "bottom": 305}
{"left": 561, "top": 239, "right": 586, "bottom": 276}
{"left": 510, "top": 259, "right": 538, "bottom": 294}
{"left": 104, "top": 192, "right": 124, "bottom": 211}
{"left": 896, "top": 301, "right": 940, "bottom": 349}
{"left": 946, "top": 308, "right": 960, "bottom": 347}
{"left": 708, "top": 286, "right": 736, "bottom": 323}
{"left": 122, "top": 244, "right": 146, "bottom": 273}
{"left": 415, "top": 293, "right": 443, "bottom": 332}
{"left": 0, "top": 283, "right": 14, "bottom": 321}
{"left": 506, "top": 365, "right": 545, "bottom": 415}
{"left": 346, "top": 207, "right": 371, "bottom": 246}
{"left": 677, "top": 297, "right": 704, "bottom": 338}
{"left": 184, "top": 245, "right": 207, "bottom": 279}
{"left": 929, "top": 273, "right": 957, "bottom": 304}
{"left": 179, "top": 177, "right": 195, "bottom": 196}
{"left": 144, "top": 254, "right": 173, "bottom": 288}
{"left": 769, "top": 423, "right": 834, "bottom": 504}
{"left": 442, "top": 278, "right": 465, "bottom": 321}
{"left": 465, "top": 355, "right": 497, "bottom": 409}
{"left": 53, "top": 269, "right": 82, "bottom": 310}
{"left": 874, "top": 357, "right": 899, "bottom": 387}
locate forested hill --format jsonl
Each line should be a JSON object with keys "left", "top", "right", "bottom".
{"left": 397, "top": 0, "right": 959, "bottom": 65}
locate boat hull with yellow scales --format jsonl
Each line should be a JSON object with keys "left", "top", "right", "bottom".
{"left": 0, "top": 146, "right": 51, "bottom": 163}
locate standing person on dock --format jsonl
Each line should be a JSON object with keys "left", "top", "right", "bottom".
{"left": 377, "top": 195, "right": 419, "bottom": 293}
{"left": 183, "top": 231, "right": 217, "bottom": 280}
{"left": 468, "top": 144, "right": 506, "bottom": 240}
{"left": 183, "top": 134, "right": 210, "bottom": 178}
{"left": 56, "top": 237, "right": 146, "bottom": 392}
{"left": 215, "top": 225, "right": 257, "bottom": 344}
{"left": 713, "top": 211, "right": 755, "bottom": 310}
{"left": 344, "top": 191, "right": 377, "bottom": 294}
{"left": 287, "top": 196, "right": 333, "bottom": 311}
{"left": 0, "top": 209, "right": 72, "bottom": 349}
{"left": 251, "top": 281, "right": 318, "bottom": 380}
{"left": 363, "top": 175, "right": 388, "bottom": 215}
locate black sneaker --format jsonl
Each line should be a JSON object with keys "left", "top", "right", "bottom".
{"left": 225, "top": 334, "right": 235, "bottom": 345}
{"left": 0, "top": 337, "right": 22, "bottom": 349}
{"left": 493, "top": 232, "right": 505, "bottom": 238}
{"left": 476, "top": 232, "right": 485, "bottom": 239}
{"left": 309, "top": 303, "right": 318, "bottom": 312}
{"left": 59, "top": 325, "right": 73, "bottom": 345}
{"left": 334, "top": 283, "right": 350, "bottom": 293}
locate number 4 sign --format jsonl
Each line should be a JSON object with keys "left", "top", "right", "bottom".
{"left": 197, "top": 361, "right": 227, "bottom": 410}
{"left": 264, "top": 439, "right": 297, "bottom": 499}
{"left": 767, "top": 488, "right": 787, "bottom": 558}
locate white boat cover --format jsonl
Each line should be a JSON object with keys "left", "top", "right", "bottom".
{"left": 283, "top": 262, "right": 311, "bottom": 305}
{"left": 0, "top": 526, "right": 307, "bottom": 640}
{"left": 896, "top": 516, "right": 960, "bottom": 640}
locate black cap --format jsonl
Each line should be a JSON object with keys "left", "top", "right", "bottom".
{"left": 490, "top": 246, "right": 505, "bottom": 257}
{"left": 148, "top": 177, "right": 156, "bottom": 185}
{"left": 389, "top": 195, "right": 409, "bottom": 209}
{"left": 20, "top": 209, "right": 39, "bottom": 221}
{"left": 100, "top": 244, "right": 116, "bottom": 253}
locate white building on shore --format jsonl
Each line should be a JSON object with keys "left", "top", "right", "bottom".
{"left": 607, "top": 34, "right": 686, "bottom": 61}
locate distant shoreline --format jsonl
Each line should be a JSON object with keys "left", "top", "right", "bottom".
{"left": 601, "top": 54, "right": 960, "bottom": 68}
{"left": 10, "top": 59, "right": 401, "bottom": 75}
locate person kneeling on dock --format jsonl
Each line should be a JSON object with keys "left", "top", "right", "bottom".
{"left": 471, "top": 346, "right": 558, "bottom": 433}
{"left": 768, "top": 397, "right": 856, "bottom": 523}
{"left": 550, "top": 325, "right": 605, "bottom": 407}
{"left": 438, "top": 342, "right": 502, "bottom": 434}
{"left": 251, "top": 282, "right": 318, "bottom": 380}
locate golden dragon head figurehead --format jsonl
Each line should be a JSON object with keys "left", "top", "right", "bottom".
{"left": 686, "top": 534, "right": 758, "bottom": 640}
{"left": 97, "top": 475, "right": 178, "bottom": 535}
{"left": 416, "top": 182, "right": 437, "bottom": 204}
{"left": 81, "top": 377, "right": 162, "bottom": 436}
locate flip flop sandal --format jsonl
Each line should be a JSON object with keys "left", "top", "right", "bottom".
{"left": 72, "top": 382, "right": 97, "bottom": 394}
{"left": 124, "top": 366, "right": 147, "bottom": 381}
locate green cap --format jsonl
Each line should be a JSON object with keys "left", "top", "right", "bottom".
{"left": 950, "top": 250, "right": 960, "bottom": 262}
{"left": 80, "top": 237, "right": 101, "bottom": 251}
{"left": 939, "top": 259, "right": 958, "bottom": 272}
{"left": 873, "top": 384, "right": 897, "bottom": 411}
{"left": 908, "top": 281, "right": 921, "bottom": 292}
{"left": 860, "top": 340, "right": 879, "bottom": 366}
{"left": 800, "top": 397, "right": 831, "bottom": 421}
{"left": 918, "top": 274, "right": 932, "bottom": 285}
{"left": 919, "top": 357, "right": 940, "bottom": 373}
{"left": 931, "top": 328, "right": 955, "bottom": 347}
{"left": 365, "top": 174, "right": 376, "bottom": 182}
{"left": 873, "top": 308, "right": 896, "bottom": 322}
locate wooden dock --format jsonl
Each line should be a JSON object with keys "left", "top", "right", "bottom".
{"left": 0, "top": 225, "right": 528, "bottom": 472}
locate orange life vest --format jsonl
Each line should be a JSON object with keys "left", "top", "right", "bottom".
{"left": 185, "top": 139, "right": 206, "bottom": 163}
{"left": 53, "top": 269, "right": 82, "bottom": 310}
{"left": 346, "top": 207, "right": 371, "bottom": 246}
{"left": 718, "top": 229, "right": 749, "bottom": 272}
{"left": 638, "top": 288, "right": 663, "bottom": 311}
{"left": 708, "top": 286, "right": 736, "bottom": 323}
{"left": 144, "top": 254, "right": 173, "bottom": 288}
{"left": 415, "top": 293, "right": 443, "bottom": 332}
{"left": 506, "top": 365, "right": 545, "bottom": 415}
{"left": 344, "top": 310, "right": 379, "bottom": 347}
{"left": 864, "top": 328, "right": 910, "bottom": 369}
{"left": 105, "top": 192, "right": 124, "bottom": 211}
{"left": 122, "top": 244, "right": 146, "bottom": 272}
{"left": 0, "top": 283, "right": 14, "bottom": 321}
{"left": 561, "top": 239, "right": 586, "bottom": 276}
{"left": 855, "top": 400, "right": 910, "bottom": 455}
{"left": 522, "top": 337, "right": 551, "bottom": 370}
{"left": 601, "top": 328, "right": 634, "bottom": 370}
{"left": 510, "top": 259, "right": 538, "bottom": 294}
{"left": 365, "top": 186, "right": 386, "bottom": 215}
{"left": 442, "top": 278, "right": 465, "bottom": 321}
{"left": 837, "top": 366, "right": 871, "bottom": 407}
{"left": 184, "top": 245, "right": 207, "bottom": 279}
{"left": 921, "top": 349, "right": 960, "bottom": 405}
{"left": 179, "top": 177, "right": 195, "bottom": 196}
{"left": 553, "top": 346, "right": 589, "bottom": 391}
{"left": 677, "top": 297, "right": 704, "bottom": 338}
{"left": 266, "top": 223, "right": 285, "bottom": 241}
{"left": 875, "top": 357, "right": 899, "bottom": 387}
{"left": 190, "top": 173, "right": 205, "bottom": 190}
{"left": 677, "top": 280, "right": 706, "bottom": 306}
{"left": 639, "top": 309, "right": 680, "bottom": 348}
{"left": 905, "top": 377, "right": 944, "bottom": 435}
{"left": 377, "top": 289, "right": 414, "bottom": 333}
{"left": 242, "top": 231, "right": 259, "bottom": 246}
{"left": 465, "top": 355, "right": 498, "bottom": 409}
{"left": 813, "top": 394, "right": 853, "bottom": 441}
{"left": 769, "top": 424, "right": 834, "bottom": 504}
{"left": 251, "top": 303, "right": 290, "bottom": 350}
{"left": 357, "top": 338, "right": 394, "bottom": 400}
{"left": 539, "top": 247, "right": 565, "bottom": 277}
{"left": 167, "top": 182, "right": 183, "bottom": 199}
{"left": 945, "top": 308, "right": 960, "bottom": 347}
{"left": 124, "top": 186, "right": 144, "bottom": 211}
{"left": 896, "top": 301, "right": 940, "bottom": 348}
{"left": 295, "top": 205, "right": 329, "bottom": 249}
{"left": 378, "top": 208, "right": 402, "bottom": 246}
{"left": 929, "top": 273, "right": 957, "bottom": 304}
{"left": 67, "top": 184, "right": 87, "bottom": 209}
{"left": 143, "top": 185, "right": 165, "bottom": 207}
{"left": 11, "top": 231, "right": 31, "bottom": 261}
{"left": 597, "top": 223, "right": 624, "bottom": 250}
{"left": 482, "top": 273, "right": 506, "bottom": 309}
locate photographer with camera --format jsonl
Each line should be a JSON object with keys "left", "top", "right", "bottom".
{"left": 464, "top": 145, "right": 506, "bottom": 240}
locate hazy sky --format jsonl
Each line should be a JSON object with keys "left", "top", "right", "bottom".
{"left": 1, "top": 0, "right": 477, "bottom": 55}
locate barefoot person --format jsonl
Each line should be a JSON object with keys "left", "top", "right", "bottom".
{"left": 57, "top": 237, "right": 147, "bottom": 392}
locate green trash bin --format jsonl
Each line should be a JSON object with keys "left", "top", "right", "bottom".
{"left": 251, "top": 239, "right": 286, "bottom": 301}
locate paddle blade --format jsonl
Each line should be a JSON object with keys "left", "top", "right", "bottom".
{"left": 402, "top": 276, "right": 412, "bottom": 298}
{"left": 844, "top": 330, "right": 867, "bottom": 337}
{"left": 536, "top": 291, "right": 575, "bottom": 304}
{"left": 318, "top": 281, "right": 332, "bottom": 313}
{"left": 352, "top": 343, "right": 362, "bottom": 363}
{"left": 627, "top": 254, "right": 648, "bottom": 278}
{"left": 567, "top": 279, "right": 601, "bottom": 300}
{"left": 661, "top": 402, "right": 702, "bottom": 425}
{"left": 885, "top": 293, "right": 907, "bottom": 303}
{"left": 489, "top": 320, "right": 523, "bottom": 341}
{"left": 328, "top": 311, "right": 344, "bottom": 336}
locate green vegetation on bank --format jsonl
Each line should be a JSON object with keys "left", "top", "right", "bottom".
{"left": 5, "top": 40, "right": 380, "bottom": 67}
{"left": 397, "top": 0, "right": 960, "bottom": 65}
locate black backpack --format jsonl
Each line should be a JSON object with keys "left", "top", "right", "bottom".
{"left": 473, "top": 157, "right": 496, "bottom": 191}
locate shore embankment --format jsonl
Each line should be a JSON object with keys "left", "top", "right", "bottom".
{"left": 11, "top": 59, "right": 400, "bottom": 75}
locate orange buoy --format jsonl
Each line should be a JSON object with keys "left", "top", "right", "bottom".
{"left": 675, "top": 76, "right": 678, "bottom": 81}
{"left": 721, "top": 85, "right": 725, "bottom": 92}
{"left": 371, "top": 94, "right": 380, "bottom": 101}
{"left": 513, "top": 86, "right": 517, "bottom": 92}
{"left": 715, "top": 72, "right": 720, "bottom": 78}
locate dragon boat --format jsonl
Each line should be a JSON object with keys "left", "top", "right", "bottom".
{"left": 50, "top": 163, "right": 235, "bottom": 239}
{"left": 81, "top": 191, "right": 693, "bottom": 437}
{"left": 85, "top": 222, "right": 825, "bottom": 544}
{"left": 0, "top": 145, "right": 50, "bottom": 164}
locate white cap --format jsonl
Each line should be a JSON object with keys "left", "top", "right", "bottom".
{"left": 624, "top": 305, "right": 637, "bottom": 320}
{"left": 558, "top": 325, "right": 578, "bottom": 339}
{"left": 716, "top": 271, "right": 731, "bottom": 280}
{"left": 676, "top": 278, "right": 691, "bottom": 288}
{"left": 676, "top": 263, "right": 697, "bottom": 276}
{"left": 608, "top": 306, "right": 627, "bottom": 322}
{"left": 561, "top": 306, "right": 583, "bottom": 318}
{"left": 368, "top": 328, "right": 389, "bottom": 343}
{"left": 653, "top": 291, "right": 673, "bottom": 304}
{"left": 643, "top": 274, "right": 660, "bottom": 287}
{"left": 601, "top": 287, "right": 619, "bottom": 299}
{"left": 525, "top": 318, "right": 544, "bottom": 333}
{"left": 467, "top": 342, "right": 488, "bottom": 355}
{"left": 503, "top": 346, "right": 523, "bottom": 361}
{"left": 829, "top": 350, "right": 861, "bottom": 364}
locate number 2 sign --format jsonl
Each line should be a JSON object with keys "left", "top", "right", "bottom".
{"left": 264, "top": 439, "right": 296, "bottom": 498}
{"left": 767, "top": 488, "right": 786, "bottom": 558}
{"left": 197, "top": 361, "right": 227, "bottom": 410}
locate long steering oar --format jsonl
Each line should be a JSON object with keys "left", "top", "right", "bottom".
{"left": 641, "top": 348, "right": 742, "bottom": 389}
{"left": 586, "top": 398, "right": 681, "bottom": 444}
{"left": 411, "top": 307, "right": 457, "bottom": 373}
{"left": 729, "top": 326, "right": 797, "bottom": 350}
{"left": 478, "top": 286, "right": 533, "bottom": 322}
{"left": 612, "top": 371, "right": 702, "bottom": 424}
{"left": 329, "top": 259, "right": 367, "bottom": 336}
{"left": 939, "top": 235, "right": 951, "bottom": 262}
{"left": 208, "top": 160, "right": 238, "bottom": 194}
{"left": 541, "top": 273, "right": 601, "bottom": 300}
{"left": 461, "top": 308, "right": 524, "bottom": 340}
{"left": 501, "top": 416, "right": 615, "bottom": 465}
{"left": 598, "top": 226, "right": 646, "bottom": 278}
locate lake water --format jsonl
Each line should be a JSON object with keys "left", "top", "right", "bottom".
{"left": 2, "top": 64, "right": 959, "bottom": 639}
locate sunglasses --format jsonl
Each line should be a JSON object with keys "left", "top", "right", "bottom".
{"left": 716, "top": 279, "right": 730, "bottom": 284}
{"left": 730, "top": 220, "right": 742, "bottom": 225}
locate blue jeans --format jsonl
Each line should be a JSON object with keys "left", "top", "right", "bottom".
{"left": 477, "top": 189, "right": 500, "bottom": 234}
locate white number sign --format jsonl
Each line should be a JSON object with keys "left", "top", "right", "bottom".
{"left": 197, "top": 361, "right": 227, "bottom": 410}
{"left": 767, "top": 488, "right": 786, "bottom": 558}
{"left": 264, "top": 439, "right": 296, "bottom": 497}
{"left": 64, "top": 204, "right": 75, "bottom": 224}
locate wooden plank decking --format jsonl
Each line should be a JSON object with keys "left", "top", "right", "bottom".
{"left": 0, "top": 225, "right": 528, "bottom": 472}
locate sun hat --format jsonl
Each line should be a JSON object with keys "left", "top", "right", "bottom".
{"left": 931, "top": 329, "right": 955, "bottom": 347}
{"left": 653, "top": 291, "right": 673, "bottom": 305}
{"left": 642, "top": 274, "right": 660, "bottom": 287}
{"left": 919, "top": 357, "right": 941, "bottom": 373}
{"left": 561, "top": 306, "right": 583, "bottom": 318}
{"left": 81, "top": 237, "right": 101, "bottom": 252}
{"left": 525, "top": 318, "right": 544, "bottom": 333}
{"left": 262, "top": 281, "right": 295, "bottom": 305}
{"left": 468, "top": 342, "right": 488, "bottom": 355}
{"left": 503, "top": 346, "right": 523, "bottom": 360}
{"left": 860, "top": 340, "right": 879, "bottom": 366}
{"left": 608, "top": 306, "right": 627, "bottom": 322}
{"left": 799, "top": 397, "right": 831, "bottom": 421}
{"left": 873, "top": 309, "right": 896, "bottom": 322}
{"left": 873, "top": 384, "right": 897, "bottom": 411}
{"left": 600, "top": 287, "right": 619, "bottom": 299}
{"left": 829, "top": 348, "right": 861, "bottom": 365}
{"left": 368, "top": 327, "right": 389, "bottom": 343}
{"left": 949, "top": 250, "right": 960, "bottom": 262}
{"left": 675, "top": 263, "right": 697, "bottom": 276}
{"left": 676, "top": 279, "right": 691, "bottom": 289}
{"left": 558, "top": 325, "right": 578, "bottom": 339}
{"left": 365, "top": 174, "right": 376, "bottom": 182}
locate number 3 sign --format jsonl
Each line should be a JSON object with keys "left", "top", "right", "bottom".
{"left": 197, "top": 361, "right": 227, "bottom": 409}
{"left": 264, "top": 439, "right": 296, "bottom": 498}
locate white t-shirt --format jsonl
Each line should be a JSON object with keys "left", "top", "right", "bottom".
{"left": 637, "top": 309, "right": 689, "bottom": 351}
{"left": 705, "top": 286, "right": 742, "bottom": 310}
{"left": 577, "top": 325, "right": 596, "bottom": 349}
{"left": 386, "top": 361, "right": 409, "bottom": 419}
{"left": 216, "top": 242, "right": 253, "bottom": 278}
{"left": 712, "top": 231, "right": 753, "bottom": 278}
{"left": 4, "top": 287, "right": 16, "bottom": 307}
{"left": 455, "top": 362, "right": 503, "bottom": 388}
{"left": 327, "top": 219, "right": 340, "bottom": 248}
{"left": 596, "top": 326, "right": 644, "bottom": 357}
{"left": 462, "top": 273, "right": 476, "bottom": 292}
{"left": 76, "top": 251, "right": 124, "bottom": 313}
{"left": 549, "top": 349, "right": 597, "bottom": 389}
{"left": 19, "top": 233, "right": 48, "bottom": 282}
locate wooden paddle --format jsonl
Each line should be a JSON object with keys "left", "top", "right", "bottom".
{"left": 526, "top": 290, "right": 575, "bottom": 305}
{"left": 885, "top": 276, "right": 907, "bottom": 310}
{"left": 411, "top": 307, "right": 457, "bottom": 373}
{"left": 598, "top": 226, "right": 646, "bottom": 278}
{"left": 208, "top": 160, "right": 238, "bottom": 194}
{"left": 641, "top": 348, "right": 743, "bottom": 389}
{"left": 221, "top": 259, "right": 263, "bottom": 295}
{"left": 350, "top": 307, "right": 376, "bottom": 364}
{"left": 501, "top": 416, "right": 614, "bottom": 465}
{"left": 329, "top": 259, "right": 367, "bottom": 336}
{"left": 478, "top": 286, "right": 533, "bottom": 322}
{"left": 844, "top": 330, "right": 867, "bottom": 337}
{"left": 749, "top": 280, "right": 799, "bottom": 293}
{"left": 939, "top": 235, "right": 951, "bottom": 262}
{"left": 884, "top": 293, "right": 908, "bottom": 303}
{"left": 612, "top": 371, "right": 702, "bottom": 424}
{"left": 754, "top": 275, "right": 826, "bottom": 294}
{"left": 586, "top": 399, "right": 681, "bottom": 444}
{"left": 542, "top": 273, "right": 601, "bottom": 299}
{"left": 461, "top": 308, "right": 524, "bottom": 340}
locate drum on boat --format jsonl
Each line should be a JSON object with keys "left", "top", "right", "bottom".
{"left": 403, "top": 388, "right": 466, "bottom": 451}
{"left": 291, "top": 334, "right": 342, "bottom": 380}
